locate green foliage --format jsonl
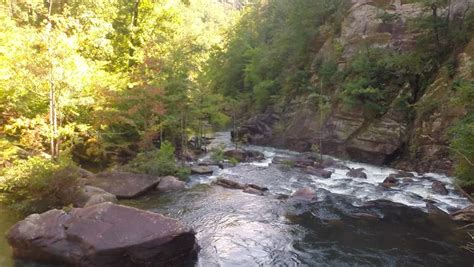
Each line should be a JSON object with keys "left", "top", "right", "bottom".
{"left": 0, "top": 156, "right": 79, "bottom": 214}
{"left": 450, "top": 80, "right": 474, "bottom": 188}
{"left": 210, "top": 144, "right": 226, "bottom": 162}
{"left": 450, "top": 114, "right": 474, "bottom": 188}
{"left": 126, "top": 141, "right": 190, "bottom": 180}
{"left": 377, "top": 11, "right": 400, "bottom": 24}
{"left": 208, "top": 0, "right": 347, "bottom": 108}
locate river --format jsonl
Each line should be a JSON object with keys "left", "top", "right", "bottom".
{"left": 1, "top": 132, "right": 473, "bottom": 266}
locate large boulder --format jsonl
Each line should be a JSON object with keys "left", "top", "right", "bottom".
{"left": 157, "top": 176, "right": 186, "bottom": 192}
{"left": 6, "top": 203, "right": 198, "bottom": 266}
{"left": 85, "top": 171, "right": 160, "bottom": 199}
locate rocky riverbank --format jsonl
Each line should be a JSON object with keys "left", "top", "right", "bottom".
{"left": 4, "top": 135, "right": 474, "bottom": 266}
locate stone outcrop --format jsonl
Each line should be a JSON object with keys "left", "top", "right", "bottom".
{"left": 85, "top": 171, "right": 160, "bottom": 199}
{"left": 6, "top": 203, "right": 198, "bottom": 266}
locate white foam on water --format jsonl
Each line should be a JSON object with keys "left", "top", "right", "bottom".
{"left": 198, "top": 132, "right": 472, "bottom": 213}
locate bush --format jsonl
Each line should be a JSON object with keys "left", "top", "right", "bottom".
{"left": 210, "top": 145, "right": 226, "bottom": 162}
{"left": 450, "top": 114, "right": 474, "bottom": 191}
{"left": 126, "top": 141, "right": 190, "bottom": 180}
{"left": 0, "top": 156, "right": 79, "bottom": 214}
{"left": 450, "top": 80, "right": 474, "bottom": 192}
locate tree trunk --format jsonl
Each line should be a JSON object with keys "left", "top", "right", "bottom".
{"left": 47, "top": 0, "right": 58, "bottom": 159}
{"left": 128, "top": 0, "right": 140, "bottom": 68}
{"left": 431, "top": 5, "right": 441, "bottom": 52}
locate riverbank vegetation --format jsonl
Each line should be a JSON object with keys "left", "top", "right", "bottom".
{"left": 1, "top": 0, "right": 474, "bottom": 213}
{"left": 0, "top": 0, "right": 238, "bottom": 212}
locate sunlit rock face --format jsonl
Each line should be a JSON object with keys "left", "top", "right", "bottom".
{"left": 6, "top": 203, "right": 198, "bottom": 266}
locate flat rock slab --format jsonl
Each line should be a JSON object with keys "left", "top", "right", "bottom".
{"left": 86, "top": 171, "right": 160, "bottom": 199}
{"left": 7, "top": 203, "right": 198, "bottom": 267}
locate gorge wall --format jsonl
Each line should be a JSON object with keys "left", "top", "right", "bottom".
{"left": 233, "top": 0, "right": 474, "bottom": 175}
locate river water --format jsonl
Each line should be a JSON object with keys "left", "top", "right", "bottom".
{"left": 1, "top": 132, "right": 473, "bottom": 266}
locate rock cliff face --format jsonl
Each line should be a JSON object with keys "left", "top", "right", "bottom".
{"left": 234, "top": 0, "right": 473, "bottom": 174}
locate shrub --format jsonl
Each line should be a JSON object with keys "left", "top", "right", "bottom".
{"left": 0, "top": 156, "right": 79, "bottom": 214}
{"left": 450, "top": 80, "right": 474, "bottom": 192}
{"left": 126, "top": 141, "right": 190, "bottom": 180}
{"left": 210, "top": 145, "right": 226, "bottom": 162}
{"left": 450, "top": 114, "right": 474, "bottom": 191}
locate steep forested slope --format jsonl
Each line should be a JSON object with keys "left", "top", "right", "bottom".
{"left": 209, "top": 0, "right": 474, "bottom": 190}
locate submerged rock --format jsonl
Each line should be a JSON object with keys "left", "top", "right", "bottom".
{"left": 381, "top": 175, "right": 398, "bottom": 188}
{"left": 86, "top": 171, "right": 160, "bottom": 199}
{"left": 305, "top": 167, "right": 332, "bottom": 178}
{"left": 213, "top": 178, "right": 268, "bottom": 196}
{"left": 291, "top": 187, "right": 317, "bottom": 202}
{"left": 346, "top": 168, "right": 367, "bottom": 179}
{"left": 157, "top": 176, "right": 186, "bottom": 192}
{"left": 432, "top": 181, "right": 449, "bottom": 195}
{"left": 224, "top": 149, "right": 264, "bottom": 162}
{"left": 390, "top": 171, "right": 415, "bottom": 178}
{"left": 6, "top": 203, "right": 198, "bottom": 266}
{"left": 191, "top": 166, "right": 213, "bottom": 175}
{"left": 243, "top": 187, "right": 264, "bottom": 196}
{"left": 213, "top": 178, "right": 245, "bottom": 190}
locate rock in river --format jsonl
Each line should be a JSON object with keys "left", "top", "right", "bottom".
{"left": 381, "top": 175, "right": 398, "bottom": 188}
{"left": 305, "top": 167, "right": 332, "bottom": 178}
{"left": 213, "top": 177, "right": 245, "bottom": 190}
{"left": 291, "top": 187, "right": 317, "bottom": 202}
{"left": 191, "top": 166, "right": 213, "bottom": 175}
{"left": 213, "top": 178, "right": 268, "bottom": 196}
{"left": 86, "top": 171, "right": 160, "bottom": 199}
{"left": 346, "top": 168, "right": 367, "bottom": 179}
{"left": 432, "top": 181, "right": 448, "bottom": 195}
{"left": 6, "top": 202, "right": 198, "bottom": 267}
{"left": 157, "top": 176, "right": 186, "bottom": 192}
{"left": 224, "top": 149, "right": 264, "bottom": 162}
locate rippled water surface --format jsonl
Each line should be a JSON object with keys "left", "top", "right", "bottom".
{"left": 1, "top": 132, "right": 473, "bottom": 266}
